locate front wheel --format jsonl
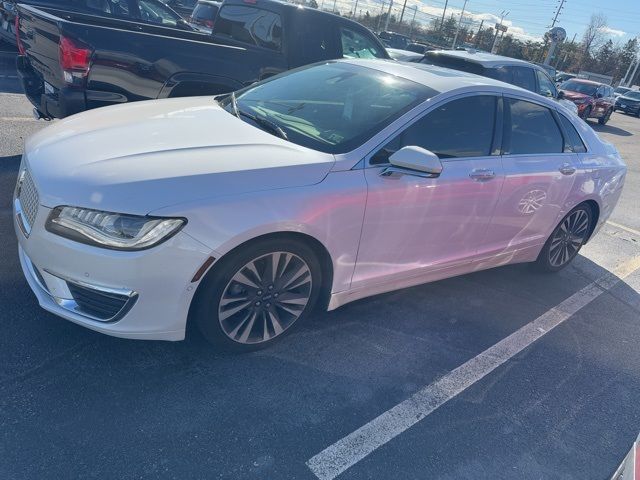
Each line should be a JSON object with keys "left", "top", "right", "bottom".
{"left": 193, "top": 238, "right": 322, "bottom": 352}
{"left": 598, "top": 108, "right": 612, "bottom": 125}
{"left": 580, "top": 105, "right": 592, "bottom": 120}
{"left": 532, "top": 205, "right": 593, "bottom": 273}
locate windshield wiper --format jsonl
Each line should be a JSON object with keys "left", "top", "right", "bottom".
{"left": 226, "top": 92, "right": 288, "bottom": 141}
{"left": 238, "top": 110, "right": 288, "bottom": 141}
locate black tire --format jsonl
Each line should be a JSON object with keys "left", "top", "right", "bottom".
{"left": 580, "top": 106, "right": 592, "bottom": 120}
{"left": 598, "top": 108, "right": 612, "bottom": 125}
{"left": 532, "top": 204, "right": 593, "bottom": 273}
{"left": 193, "top": 238, "right": 322, "bottom": 352}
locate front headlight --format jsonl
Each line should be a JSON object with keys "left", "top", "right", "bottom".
{"left": 46, "top": 206, "right": 185, "bottom": 250}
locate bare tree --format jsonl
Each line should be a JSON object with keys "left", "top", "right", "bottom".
{"left": 580, "top": 13, "right": 608, "bottom": 67}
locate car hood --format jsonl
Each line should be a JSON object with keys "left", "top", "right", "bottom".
{"left": 618, "top": 95, "right": 640, "bottom": 103}
{"left": 561, "top": 90, "right": 592, "bottom": 102}
{"left": 24, "top": 97, "right": 335, "bottom": 215}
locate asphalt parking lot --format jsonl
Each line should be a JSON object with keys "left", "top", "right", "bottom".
{"left": 2, "top": 43, "right": 640, "bottom": 479}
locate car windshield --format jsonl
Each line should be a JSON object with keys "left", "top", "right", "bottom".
{"left": 623, "top": 91, "right": 640, "bottom": 100}
{"left": 220, "top": 63, "right": 435, "bottom": 154}
{"left": 561, "top": 81, "right": 597, "bottom": 96}
{"left": 615, "top": 87, "right": 630, "bottom": 94}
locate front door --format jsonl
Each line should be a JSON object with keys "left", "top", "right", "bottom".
{"left": 352, "top": 94, "right": 505, "bottom": 289}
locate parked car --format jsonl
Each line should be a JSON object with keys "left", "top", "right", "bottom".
{"left": 2, "top": 0, "right": 188, "bottom": 47}
{"left": 405, "top": 42, "right": 434, "bottom": 54}
{"left": 16, "top": 0, "right": 389, "bottom": 119}
{"left": 555, "top": 71, "right": 576, "bottom": 84}
{"left": 420, "top": 50, "right": 578, "bottom": 114}
{"left": 0, "top": 0, "right": 18, "bottom": 45}
{"left": 614, "top": 90, "right": 640, "bottom": 117}
{"left": 559, "top": 79, "right": 616, "bottom": 124}
{"left": 160, "top": 0, "right": 197, "bottom": 18}
{"left": 533, "top": 61, "right": 556, "bottom": 80}
{"left": 378, "top": 31, "right": 410, "bottom": 49}
{"left": 613, "top": 86, "right": 632, "bottom": 98}
{"left": 14, "top": 60, "right": 625, "bottom": 350}
{"left": 387, "top": 48, "right": 423, "bottom": 62}
{"left": 187, "top": 0, "right": 220, "bottom": 33}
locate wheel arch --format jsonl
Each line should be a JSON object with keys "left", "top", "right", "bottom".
{"left": 580, "top": 198, "right": 600, "bottom": 242}
{"left": 186, "top": 231, "right": 335, "bottom": 335}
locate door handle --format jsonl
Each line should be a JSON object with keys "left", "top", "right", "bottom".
{"left": 559, "top": 163, "right": 577, "bottom": 175}
{"left": 469, "top": 169, "right": 495, "bottom": 181}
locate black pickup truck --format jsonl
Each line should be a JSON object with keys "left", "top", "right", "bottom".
{"left": 16, "top": 0, "right": 389, "bottom": 119}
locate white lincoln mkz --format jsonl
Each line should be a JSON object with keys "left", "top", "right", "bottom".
{"left": 14, "top": 60, "right": 626, "bottom": 351}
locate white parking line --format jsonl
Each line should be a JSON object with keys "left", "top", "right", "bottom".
{"left": 0, "top": 117, "right": 35, "bottom": 122}
{"left": 607, "top": 220, "right": 640, "bottom": 238}
{"left": 306, "top": 255, "right": 640, "bottom": 480}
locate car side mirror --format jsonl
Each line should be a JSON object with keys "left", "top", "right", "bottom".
{"left": 557, "top": 90, "right": 565, "bottom": 100}
{"left": 596, "top": 92, "right": 603, "bottom": 98}
{"left": 383, "top": 146, "right": 443, "bottom": 177}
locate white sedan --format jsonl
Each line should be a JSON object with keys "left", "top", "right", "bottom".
{"left": 14, "top": 60, "right": 626, "bottom": 351}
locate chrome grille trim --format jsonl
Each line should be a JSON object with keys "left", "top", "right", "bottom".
{"left": 15, "top": 163, "right": 39, "bottom": 236}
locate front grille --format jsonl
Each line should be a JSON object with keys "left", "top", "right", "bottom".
{"left": 17, "top": 167, "right": 39, "bottom": 232}
{"left": 67, "top": 282, "right": 131, "bottom": 321}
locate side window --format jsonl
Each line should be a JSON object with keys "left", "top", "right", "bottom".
{"left": 137, "top": 0, "right": 180, "bottom": 26}
{"left": 486, "top": 66, "right": 511, "bottom": 83}
{"left": 508, "top": 66, "right": 536, "bottom": 92}
{"left": 290, "top": 16, "right": 337, "bottom": 66}
{"left": 558, "top": 114, "right": 587, "bottom": 153}
{"left": 535, "top": 70, "right": 557, "bottom": 98}
{"left": 371, "top": 95, "right": 497, "bottom": 164}
{"left": 341, "top": 27, "right": 385, "bottom": 59}
{"left": 504, "top": 98, "right": 563, "bottom": 155}
{"left": 215, "top": 6, "right": 282, "bottom": 51}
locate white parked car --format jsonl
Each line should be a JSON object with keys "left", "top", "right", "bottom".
{"left": 14, "top": 60, "right": 626, "bottom": 351}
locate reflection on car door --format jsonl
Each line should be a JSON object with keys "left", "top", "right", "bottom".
{"left": 487, "top": 96, "right": 578, "bottom": 258}
{"left": 352, "top": 94, "right": 505, "bottom": 289}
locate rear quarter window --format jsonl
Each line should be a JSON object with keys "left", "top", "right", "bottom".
{"left": 215, "top": 5, "right": 282, "bottom": 51}
{"left": 504, "top": 98, "right": 564, "bottom": 155}
{"left": 558, "top": 114, "right": 587, "bottom": 153}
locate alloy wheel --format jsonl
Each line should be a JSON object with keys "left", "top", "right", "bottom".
{"left": 548, "top": 209, "right": 590, "bottom": 267}
{"left": 217, "top": 252, "right": 313, "bottom": 344}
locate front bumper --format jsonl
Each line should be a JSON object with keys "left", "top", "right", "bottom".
{"left": 615, "top": 103, "right": 640, "bottom": 115}
{"left": 15, "top": 202, "right": 213, "bottom": 341}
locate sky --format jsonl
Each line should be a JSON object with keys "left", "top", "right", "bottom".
{"left": 335, "top": 0, "right": 639, "bottom": 45}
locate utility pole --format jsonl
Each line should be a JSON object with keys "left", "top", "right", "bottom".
{"left": 451, "top": 0, "right": 468, "bottom": 49}
{"left": 408, "top": 5, "right": 418, "bottom": 38}
{"left": 628, "top": 54, "right": 640, "bottom": 87}
{"left": 491, "top": 10, "right": 508, "bottom": 54}
{"left": 384, "top": 0, "right": 393, "bottom": 32}
{"left": 352, "top": 0, "right": 358, "bottom": 18}
{"left": 439, "top": 0, "right": 448, "bottom": 30}
{"left": 332, "top": 0, "right": 337, "bottom": 13}
{"left": 550, "top": 0, "right": 566, "bottom": 29}
{"left": 399, "top": 0, "right": 408, "bottom": 26}
{"left": 377, "top": 1, "right": 386, "bottom": 32}
{"left": 474, "top": 19, "right": 484, "bottom": 48}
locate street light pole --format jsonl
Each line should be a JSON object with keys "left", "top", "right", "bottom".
{"left": 377, "top": 1, "right": 386, "bottom": 32}
{"left": 399, "top": 0, "right": 408, "bottom": 26}
{"left": 491, "top": 10, "right": 508, "bottom": 54}
{"left": 384, "top": 0, "right": 393, "bottom": 32}
{"left": 451, "top": 0, "right": 468, "bottom": 49}
{"left": 439, "top": 0, "right": 448, "bottom": 30}
{"left": 408, "top": 5, "right": 418, "bottom": 37}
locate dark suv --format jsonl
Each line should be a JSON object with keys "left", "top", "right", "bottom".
{"left": 559, "top": 79, "right": 615, "bottom": 124}
{"left": 420, "top": 50, "right": 577, "bottom": 114}
{"left": 614, "top": 90, "right": 640, "bottom": 117}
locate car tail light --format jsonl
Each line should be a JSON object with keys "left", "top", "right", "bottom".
{"left": 59, "top": 35, "right": 92, "bottom": 84}
{"left": 15, "top": 15, "right": 25, "bottom": 55}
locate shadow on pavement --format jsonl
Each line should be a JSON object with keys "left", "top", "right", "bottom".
{"left": 591, "top": 120, "right": 633, "bottom": 137}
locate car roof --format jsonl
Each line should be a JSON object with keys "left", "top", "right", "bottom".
{"left": 425, "top": 49, "right": 536, "bottom": 68}
{"left": 568, "top": 78, "right": 604, "bottom": 86}
{"left": 340, "top": 58, "right": 535, "bottom": 96}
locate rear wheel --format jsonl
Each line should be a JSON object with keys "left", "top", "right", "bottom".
{"left": 598, "top": 108, "right": 612, "bottom": 125}
{"left": 193, "top": 238, "right": 321, "bottom": 352}
{"left": 532, "top": 205, "right": 593, "bottom": 273}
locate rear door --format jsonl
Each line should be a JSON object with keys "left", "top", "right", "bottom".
{"left": 487, "top": 95, "right": 578, "bottom": 256}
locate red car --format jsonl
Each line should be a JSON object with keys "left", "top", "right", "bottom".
{"left": 559, "top": 79, "right": 615, "bottom": 125}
